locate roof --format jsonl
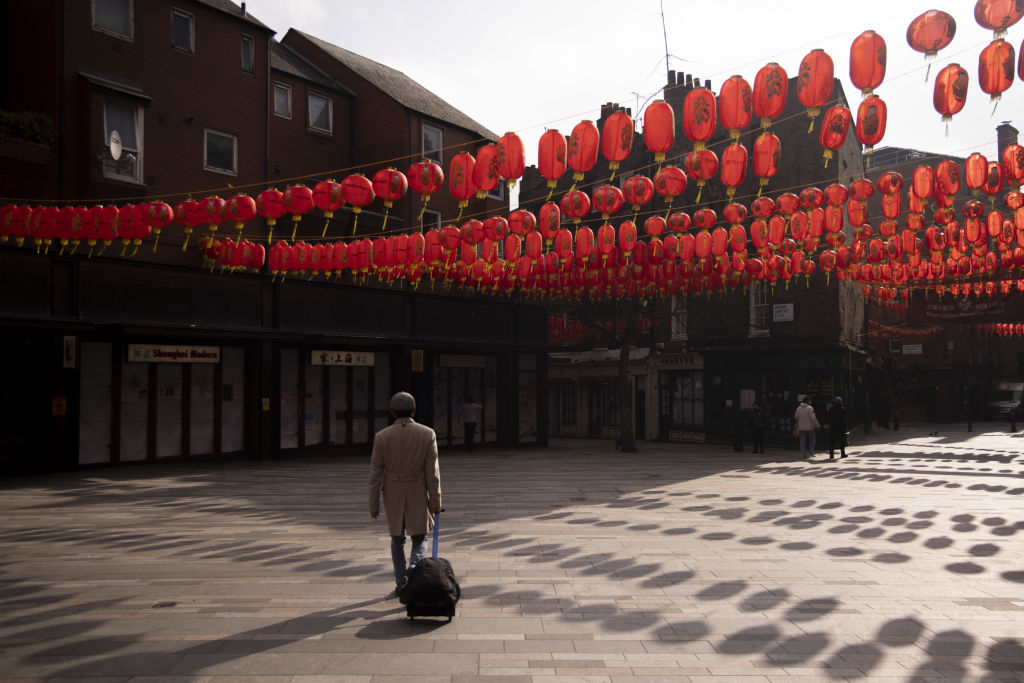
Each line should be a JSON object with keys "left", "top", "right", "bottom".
{"left": 289, "top": 29, "right": 497, "bottom": 141}
{"left": 271, "top": 42, "right": 354, "bottom": 96}
{"left": 193, "top": 0, "right": 273, "bottom": 32}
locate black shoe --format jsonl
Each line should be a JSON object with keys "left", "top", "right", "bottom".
{"left": 840, "top": 454, "right": 847, "bottom": 458}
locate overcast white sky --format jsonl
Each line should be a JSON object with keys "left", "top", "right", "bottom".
{"left": 246, "top": 0, "right": 1021, "bottom": 171}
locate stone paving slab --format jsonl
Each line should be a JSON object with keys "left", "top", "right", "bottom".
{"left": 0, "top": 423, "right": 1022, "bottom": 681}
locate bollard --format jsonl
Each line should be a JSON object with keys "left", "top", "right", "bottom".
{"left": 1012, "top": 411, "right": 1018, "bottom": 433}
{"left": 967, "top": 412, "right": 972, "bottom": 432}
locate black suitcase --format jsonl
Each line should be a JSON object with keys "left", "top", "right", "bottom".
{"left": 404, "top": 512, "right": 460, "bottom": 622}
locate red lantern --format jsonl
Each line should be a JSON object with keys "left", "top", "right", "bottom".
{"left": 600, "top": 111, "right": 633, "bottom": 179}
{"left": 225, "top": 193, "right": 257, "bottom": 243}
{"left": 537, "top": 129, "right": 567, "bottom": 196}
{"left": 965, "top": 153, "right": 989, "bottom": 194}
{"left": 720, "top": 143, "right": 748, "bottom": 200}
{"left": 683, "top": 149, "right": 719, "bottom": 203}
{"left": 682, "top": 87, "right": 717, "bottom": 150}
{"left": 559, "top": 191, "right": 590, "bottom": 227}
{"left": 644, "top": 216, "right": 666, "bottom": 237}
{"left": 751, "top": 132, "right": 780, "bottom": 194}
{"left": 282, "top": 186, "right": 313, "bottom": 241}
{"left": 752, "top": 62, "right": 788, "bottom": 129}
{"left": 653, "top": 165, "right": 687, "bottom": 209}
{"left": 912, "top": 165, "right": 935, "bottom": 200}
{"left": 496, "top": 132, "right": 525, "bottom": 188}
{"left": 850, "top": 30, "right": 887, "bottom": 96}
{"left": 718, "top": 75, "right": 752, "bottom": 141}
{"left": 979, "top": 39, "right": 1015, "bottom": 102}
{"left": 539, "top": 202, "right": 561, "bottom": 241}
{"left": 509, "top": 209, "right": 536, "bottom": 235}
{"left": 622, "top": 175, "right": 654, "bottom": 212}
{"left": 667, "top": 211, "right": 691, "bottom": 235}
{"left": 850, "top": 178, "right": 875, "bottom": 202}
{"left": 177, "top": 198, "right": 206, "bottom": 249}
{"left": 751, "top": 196, "right": 776, "bottom": 218}
{"left": 1002, "top": 143, "right": 1024, "bottom": 187}
{"left": 342, "top": 174, "right": 375, "bottom": 234}
{"left": 818, "top": 105, "right": 852, "bottom": 168}
{"left": 472, "top": 143, "right": 500, "bottom": 199}
{"left": 907, "top": 10, "right": 956, "bottom": 79}
{"left": 933, "top": 63, "right": 969, "bottom": 124}
{"left": 877, "top": 171, "right": 904, "bottom": 195}
{"left": 797, "top": 49, "right": 834, "bottom": 132}
{"left": 312, "top": 179, "right": 344, "bottom": 221}
{"left": 567, "top": 120, "right": 600, "bottom": 183}
{"left": 199, "top": 195, "right": 227, "bottom": 239}
{"left": 693, "top": 208, "right": 717, "bottom": 230}
{"left": 618, "top": 221, "right": 638, "bottom": 255}
{"left": 974, "top": 0, "right": 1024, "bottom": 38}
{"left": 371, "top": 168, "right": 407, "bottom": 231}
{"left": 936, "top": 159, "right": 961, "bottom": 197}
{"left": 984, "top": 161, "right": 1004, "bottom": 199}
{"left": 408, "top": 160, "right": 444, "bottom": 220}
{"left": 643, "top": 100, "right": 675, "bottom": 163}
{"left": 855, "top": 95, "right": 887, "bottom": 161}
{"left": 483, "top": 216, "right": 509, "bottom": 241}
{"left": 593, "top": 185, "right": 625, "bottom": 220}
{"left": 447, "top": 151, "right": 477, "bottom": 218}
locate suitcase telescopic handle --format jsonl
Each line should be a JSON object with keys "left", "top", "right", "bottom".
{"left": 432, "top": 511, "right": 441, "bottom": 558}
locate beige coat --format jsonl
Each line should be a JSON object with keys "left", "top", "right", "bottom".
{"left": 368, "top": 417, "right": 441, "bottom": 537}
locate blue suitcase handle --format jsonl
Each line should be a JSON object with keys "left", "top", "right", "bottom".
{"left": 431, "top": 508, "right": 444, "bottom": 558}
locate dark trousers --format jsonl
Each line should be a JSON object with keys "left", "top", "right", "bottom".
{"left": 464, "top": 422, "right": 477, "bottom": 451}
{"left": 829, "top": 429, "right": 846, "bottom": 457}
{"left": 751, "top": 431, "right": 765, "bottom": 453}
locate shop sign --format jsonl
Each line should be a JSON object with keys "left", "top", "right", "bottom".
{"left": 772, "top": 303, "right": 794, "bottom": 322}
{"left": 312, "top": 350, "right": 375, "bottom": 366}
{"left": 128, "top": 344, "right": 221, "bottom": 363}
{"left": 902, "top": 344, "right": 923, "bottom": 355}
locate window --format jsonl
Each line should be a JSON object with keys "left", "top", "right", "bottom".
{"left": 274, "top": 83, "right": 291, "bottom": 118}
{"left": 661, "top": 371, "right": 704, "bottom": 431}
{"left": 241, "top": 34, "right": 255, "bottom": 73}
{"left": 888, "top": 338, "right": 902, "bottom": 353}
{"left": 560, "top": 384, "right": 577, "bottom": 425}
{"left": 308, "top": 93, "right": 332, "bottom": 133}
{"left": 103, "top": 99, "right": 142, "bottom": 182}
{"left": 487, "top": 182, "right": 504, "bottom": 201}
{"left": 749, "top": 281, "right": 770, "bottom": 335}
{"left": 422, "top": 123, "right": 443, "bottom": 164}
{"left": 204, "top": 129, "right": 237, "bottom": 175}
{"left": 670, "top": 294, "right": 688, "bottom": 341}
{"left": 171, "top": 9, "right": 194, "bottom": 53}
{"left": 93, "top": 0, "right": 132, "bottom": 39}
{"left": 422, "top": 209, "right": 441, "bottom": 232}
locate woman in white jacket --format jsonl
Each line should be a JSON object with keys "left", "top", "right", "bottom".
{"left": 794, "top": 395, "right": 820, "bottom": 459}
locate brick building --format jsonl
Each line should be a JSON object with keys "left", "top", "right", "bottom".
{"left": 862, "top": 123, "right": 1024, "bottom": 424}
{"left": 0, "top": 0, "right": 544, "bottom": 475}
{"left": 521, "top": 71, "right": 868, "bottom": 448}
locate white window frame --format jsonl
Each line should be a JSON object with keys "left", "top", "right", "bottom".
{"left": 307, "top": 92, "right": 333, "bottom": 134}
{"left": 421, "top": 209, "right": 441, "bottom": 233}
{"left": 422, "top": 123, "right": 443, "bottom": 164}
{"left": 102, "top": 98, "right": 143, "bottom": 183}
{"left": 241, "top": 34, "right": 255, "bottom": 73}
{"left": 670, "top": 294, "right": 688, "bottom": 341}
{"left": 170, "top": 8, "right": 194, "bottom": 54}
{"left": 92, "top": 0, "right": 133, "bottom": 40}
{"left": 204, "top": 128, "right": 237, "bottom": 176}
{"left": 273, "top": 82, "right": 292, "bottom": 119}
{"left": 487, "top": 182, "right": 504, "bottom": 201}
{"left": 749, "top": 281, "right": 770, "bottom": 337}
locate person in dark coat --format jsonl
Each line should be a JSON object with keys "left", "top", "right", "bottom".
{"left": 749, "top": 403, "right": 768, "bottom": 454}
{"left": 829, "top": 396, "right": 848, "bottom": 459}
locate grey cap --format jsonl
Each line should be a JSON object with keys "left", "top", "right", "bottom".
{"left": 389, "top": 391, "right": 415, "bottom": 412}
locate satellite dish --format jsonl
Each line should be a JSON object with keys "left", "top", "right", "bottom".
{"left": 109, "top": 130, "right": 122, "bottom": 161}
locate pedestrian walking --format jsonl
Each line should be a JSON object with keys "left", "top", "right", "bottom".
{"left": 459, "top": 396, "right": 482, "bottom": 451}
{"left": 749, "top": 402, "right": 768, "bottom": 454}
{"left": 368, "top": 392, "right": 442, "bottom": 599}
{"left": 794, "top": 395, "right": 820, "bottom": 459}
{"left": 828, "top": 396, "right": 848, "bottom": 459}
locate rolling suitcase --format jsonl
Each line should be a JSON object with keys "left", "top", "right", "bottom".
{"left": 404, "top": 512, "right": 460, "bottom": 622}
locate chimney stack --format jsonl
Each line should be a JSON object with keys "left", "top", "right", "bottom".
{"left": 998, "top": 121, "right": 1019, "bottom": 159}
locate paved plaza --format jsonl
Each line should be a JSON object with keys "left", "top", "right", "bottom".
{"left": 1, "top": 423, "right": 1022, "bottom": 682}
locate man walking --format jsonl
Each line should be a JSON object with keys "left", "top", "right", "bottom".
{"left": 369, "top": 392, "right": 442, "bottom": 598}
{"left": 828, "top": 396, "right": 848, "bottom": 459}
{"left": 459, "top": 396, "right": 483, "bottom": 451}
{"left": 794, "top": 395, "right": 820, "bottom": 460}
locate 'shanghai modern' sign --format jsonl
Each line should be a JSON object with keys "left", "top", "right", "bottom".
{"left": 128, "top": 344, "right": 221, "bottom": 363}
